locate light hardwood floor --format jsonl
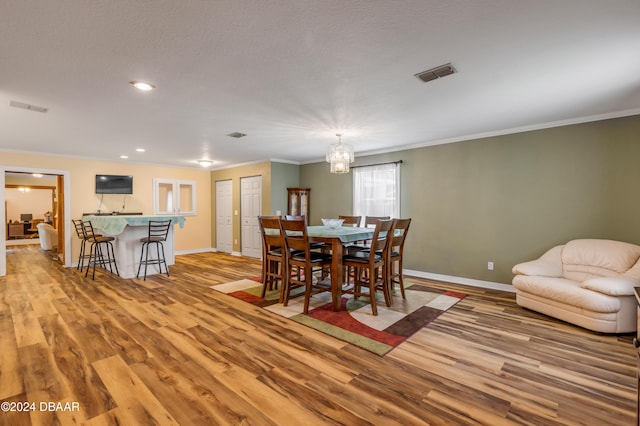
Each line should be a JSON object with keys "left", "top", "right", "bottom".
{"left": 0, "top": 245, "right": 636, "bottom": 425}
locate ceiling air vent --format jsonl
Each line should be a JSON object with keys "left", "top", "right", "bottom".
{"left": 414, "top": 63, "right": 456, "bottom": 83}
{"left": 9, "top": 100, "right": 48, "bottom": 113}
{"left": 227, "top": 131, "right": 247, "bottom": 138}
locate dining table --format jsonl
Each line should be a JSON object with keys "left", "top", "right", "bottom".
{"left": 306, "top": 225, "right": 376, "bottom": 311}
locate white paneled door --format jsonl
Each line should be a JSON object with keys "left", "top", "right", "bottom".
{"left": 215, "top": 180, "right": 233, "bottom": 253}
{"left": 240, "top": 176, "right": 262, "bottom": 258}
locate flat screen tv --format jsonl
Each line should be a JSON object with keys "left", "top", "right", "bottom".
{"left": 95, "top": 174, "right": 133, "bottom": 194}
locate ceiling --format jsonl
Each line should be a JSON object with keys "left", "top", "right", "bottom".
{"left": 1, "top": 1, "right": 639, "bottom": 170}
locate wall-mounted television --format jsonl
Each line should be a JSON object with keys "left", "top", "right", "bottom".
{"left": 95, "top": 174, "right": 133, "bottom": 194}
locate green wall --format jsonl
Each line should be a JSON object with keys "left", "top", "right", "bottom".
{"left": 300, "top": 114, "right": 640, "bottom": 284}
{"left": 270, "top": 162, "right": 300, "bottom": 216}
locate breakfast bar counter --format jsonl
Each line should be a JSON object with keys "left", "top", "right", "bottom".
{"left": 84, "top": 215, "right": 185, "bottom": 279}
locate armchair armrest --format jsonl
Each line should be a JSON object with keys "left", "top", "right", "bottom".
{"left": 512, "top": 245, "right": 564, "bottom": 277}
{"left": 580, "top": 276, "right": 640, "bottom": 297}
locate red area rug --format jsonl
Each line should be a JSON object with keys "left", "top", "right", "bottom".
{"left": 211, "top": 278, "right": 466, "bottom": 356}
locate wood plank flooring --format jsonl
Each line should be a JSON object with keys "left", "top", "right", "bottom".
{"left": 0, "top": 245, "right": 636, "bottom": 425}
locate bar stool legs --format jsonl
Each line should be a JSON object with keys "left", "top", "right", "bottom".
{"left": 81, "top": 220, "right": 119, "bottom": 280}
{"left": 136, "top": 220, "right": 172, "bottom": 280}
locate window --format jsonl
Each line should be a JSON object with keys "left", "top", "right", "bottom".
{"left": 353, "top": 163, "right": 400, "bottom": 219}
{"left": 153, "top": 178, "right": 197, "bottom": 215}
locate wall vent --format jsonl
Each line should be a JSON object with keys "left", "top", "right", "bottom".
{"left": 227, "top": 132, "right": 247, "bottom": 138}
{"left": 9, "top": 100, "right": 48, "bottom": 113}
{"left": 414, "top": 63, "right": 456, "bottom": 83}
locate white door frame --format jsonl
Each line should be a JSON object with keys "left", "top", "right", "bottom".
{"left": 0, "top": 166, "right": 72, "bottom": 276}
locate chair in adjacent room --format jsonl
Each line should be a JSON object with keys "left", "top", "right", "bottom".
{"left": 338, "top": 215, "right": 361, "bottom": 227}
{"left": 258, "top": 216, "right": 287, "bottom": 301}
{"left": 137, "top": 219, "right": 173, "bottom": 280}
{"left": 387, "top": 218, "right": 412, "bottom": 299}
{"left": 342, "top": 219, "right": 394, "bottom": 315}
{"left": 36, "top": 222, "right": 58, "bottom": 251}
{"left": 81, "top": 220, "right": 119, "bottom": 279}
{"left": 281, "top": 218, "right": 332, "bottom": 314}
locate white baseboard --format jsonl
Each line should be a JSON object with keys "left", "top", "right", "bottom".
{"left": 404, "top": 269, "right": 515, "bottom": 293}
{"left": 175, "top": 247, "right": 216, "bottom": 256}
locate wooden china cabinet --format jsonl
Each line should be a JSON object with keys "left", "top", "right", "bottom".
{"left": 287, "top": 188, "right": 310, "bottom": 223}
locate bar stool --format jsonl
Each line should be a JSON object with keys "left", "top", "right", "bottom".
{"left": 137, "top": 219, "right": 172, "bottom": 280}
{"left": 81, "top": 220, "right": 119, "bottom": 279}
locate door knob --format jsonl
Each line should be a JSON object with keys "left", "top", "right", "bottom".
{"left": 633, "top": 338, "right": 640, "bottom": 348}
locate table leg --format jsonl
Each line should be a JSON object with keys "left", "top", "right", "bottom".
{"left": 330, "top": 239, "right": 344, "bottom": 311}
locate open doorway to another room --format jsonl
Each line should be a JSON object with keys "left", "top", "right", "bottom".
{"left": 1, "top": 168, "right": 70, "bottom": 276}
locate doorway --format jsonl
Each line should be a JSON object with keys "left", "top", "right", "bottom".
{"left": 216, "top": 180, "right": 233, "bottom": 253}
{"left": 240, "top": 176, "right": 262, "bottom": 258}
{"left": 1, "top": 167, "right": 71, "bottom": 276}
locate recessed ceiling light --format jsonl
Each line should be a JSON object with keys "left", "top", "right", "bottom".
{"left": 129, "top": 81, "right": 156, "bottom": 91}
{"left": 136, "top": 148, "right": 145, "bottom": 152}
{"left": 120, "top": 155, "right": 128, "bottom": 159}
{"left": 198, "top": 160, "right": 213, "bottom": 167}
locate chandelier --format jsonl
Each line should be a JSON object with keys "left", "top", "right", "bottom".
{"left": 326, "top": 133, "right": 354, "bottom": 174}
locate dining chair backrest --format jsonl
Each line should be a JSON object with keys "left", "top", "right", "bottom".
{"left": 390, "top": 218, "right": 412, "bottom": 252}
{"left": 370, "top": 219, "right": 394, "bottom": 256}
{"left": 285, "top": 214, "right": 308, "bottom": 224}
{"left": 258, "top": 216, "right": 284, "bottom": 253}
{"left": 364, "top": 216, "right": 391, "bottom": 228}
{"left": 280, "top": 218, "right": 309, "bottom": 253}
{"left": 338, "top": 215, "right": 361, "bottom": 227}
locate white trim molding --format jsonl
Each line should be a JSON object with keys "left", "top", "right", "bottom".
{"left": 404, "top": 269, "right": 516, "bottom": 293}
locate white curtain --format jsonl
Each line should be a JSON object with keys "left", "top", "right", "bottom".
{"left": 353, "top": 163, "right": 400, "bottom": 220}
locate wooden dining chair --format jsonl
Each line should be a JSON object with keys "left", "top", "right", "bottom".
{"left": 258, "top": 216, "right": 287, "bottom": 301}
{"left": 281, "top": 218, "right": 332, "bottom": 314}
{"left": 338, "top": 215, "right": 361, "bottom": 227}
{"left": 388, "top": 218, "right": 412, "bottom": 299}
{"left": 349, "top": 215, "right": 391, "bottom": 251}
{"left": 364, "top": 216, "right": 391, "bottom": 227}
{"left": 342, "top": 219, "right": 394, "bottom": 315}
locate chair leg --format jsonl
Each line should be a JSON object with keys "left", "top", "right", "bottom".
{"left": 136, "top": 242, "right": 146, "bottom": 278}
{"left": 159, "top": 242, "right": 168, "bottom": 276}
{"left": 303, "top": 266, "right": 313, "bottom": 314}
{"left": 368, "top": 266, "right": 378, "bottom": 316}
{"left": 77, "top": 240, "right": 85, "bottom": 271}
{"left": 108, "top": 242, "right": 119, "bottom": 276}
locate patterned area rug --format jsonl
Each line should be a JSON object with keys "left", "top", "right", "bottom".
{"left": 211, "top": 278, "right": 466, "bottom": 356}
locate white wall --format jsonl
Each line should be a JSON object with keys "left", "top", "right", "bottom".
{"left": 5, "top": 187, "right": 53, "bottom": 222}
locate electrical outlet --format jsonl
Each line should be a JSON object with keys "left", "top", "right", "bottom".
{"left": 487, "top": 261, "right": 494, "bottom": 271}
{"left": 234, "top": 239, "right": 238, "bottom": 245}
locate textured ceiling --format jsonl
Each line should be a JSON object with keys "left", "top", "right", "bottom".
{"left": 1, "top": 0, "right": 639, "bottom": 169}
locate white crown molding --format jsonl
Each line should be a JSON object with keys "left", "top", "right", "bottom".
{"left": 301, "top": 107, "right": 640, "bottom": 165}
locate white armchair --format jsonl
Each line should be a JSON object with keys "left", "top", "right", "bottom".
{"left": 36, "top": 223, "right": 58, "bottom": 251}
{"left": 512, "top": 239, "right": 640, "bottom": 333}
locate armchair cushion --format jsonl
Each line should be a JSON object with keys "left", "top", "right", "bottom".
{"left": 580, "top": 276, "right": 640, "bottom": 297}
{"left": 512, "top": 245, "right": 563, "bottom": 277}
